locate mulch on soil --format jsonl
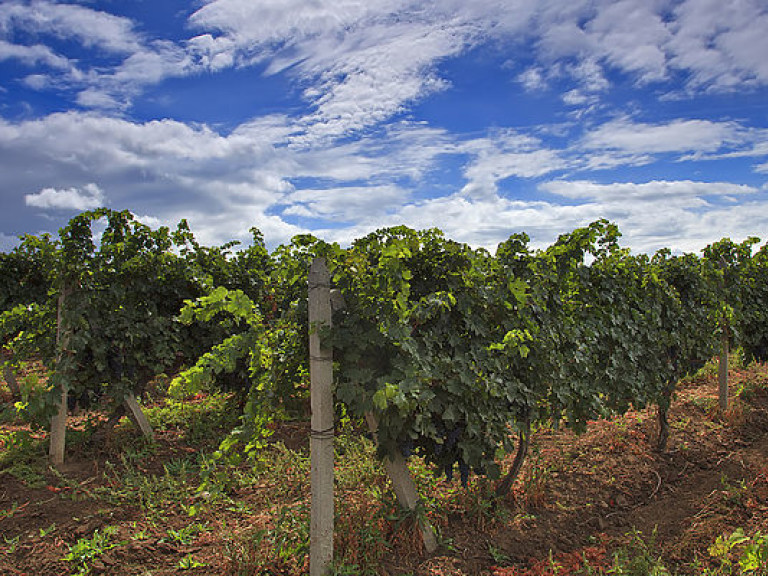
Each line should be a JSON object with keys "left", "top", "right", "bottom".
{"left": 1, "top": 365, "right": 767, "bottom": 575}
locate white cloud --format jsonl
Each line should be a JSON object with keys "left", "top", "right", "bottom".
{"left": 541, "top": 179, "right": 756, "bottom": 202}
{"left": 111, "top": 42, "right": 194, "bottom": 86}
{"left": 187, "top": 1, "right": 514, "bottom": 143}
{"left": 0, "top": 111, "right": 292, "bottom": 244}
{"left": 0, "top": 39, "right": 71, "bottom": 69}
{"left": 3, "top": 0, "right": 766, "bottom": 133}
{"left": 517, "top": 67, "right": 547, "bottom": 91}
{"left": 283, "top": 185, "right": 410, "bottom": 222}
{"left": 311, "top": 177, "right": 766, "bottom": 253}
{"left": 0, "top": 0, "right": 142, "bottom": 54}
{"left": 186, "top": 34, "right": 236, "bottom": 71}
{"left": 583, "top": 0, "right": 670, "bottom": 83}
{"left": 180, "top": 0, "right": 768, "bottom": 131}
{"left": 290, "top": 21, "right": 468, "bottom": 144}
{"left": 1, "top": 100, "right": 766, "bottom": 257}
{"left": 459, "top": 131, "right": 567, "bottom": 200}
{"left": 25, "top": 183, "right": 105, "bottom": 210}
{"left": 667, "top": 0, "right": 768, "bottom": 90}
{"left": 0, "top": 232, "right": 20, "bottom": 252}
{"left": 537, "top": 179, "right": 765, "bottom": 252}
{"left": 581, "top": 117, "right": 746, "bottom": 156}
{"left": 505, "top": 0, "right": 768, "bottom": 99}
{"left": 562, "top": 89, "right": 597, "bottom": 107}
{"left": 286, "top": 121, "right": 457, "bottom": 183}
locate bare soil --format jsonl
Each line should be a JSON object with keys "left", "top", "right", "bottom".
{"left": 1, "top": 365, "right": 767, "bottom": 576}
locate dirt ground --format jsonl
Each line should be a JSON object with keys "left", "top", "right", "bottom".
{"left": 1, "top": 366, "right": 767, "bottom": 576}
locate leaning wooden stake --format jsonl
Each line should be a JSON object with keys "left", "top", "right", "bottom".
{"left": 327, "top": 286, "right": 437, "bottom": 554}
{"left": 309, "top": 258, "right": 334, "bottom": 576}
{"left": 124, "top": 391, "right": 154, "bottom": 439}
{"left": 3, "top": 364, "right": 21, "bottom": 399}
{"left": 365, "top": 413, "right": 439, "bottom": 553}
{"left": 49, "top": 286, "right": 71, "bottom": 466}
{"left": 495, "top": 419, "right": 530, "bottom": 498}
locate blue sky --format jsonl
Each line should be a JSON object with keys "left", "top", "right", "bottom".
{"left": 1, "top": 0, "right": 767, "bottom": 254}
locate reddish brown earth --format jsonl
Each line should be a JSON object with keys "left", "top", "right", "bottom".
{"left": 1, "top": 365, "right": 767, "bottom": 576}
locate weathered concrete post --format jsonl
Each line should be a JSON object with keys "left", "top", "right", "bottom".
{"left": 719, "top": 329, "right": 729, "bottom": 413}
{"left": 309, "top": 258, "right": 334, "bottom": 575}
{"left": 49, "top": 286, "right": 70, "bottom": 466}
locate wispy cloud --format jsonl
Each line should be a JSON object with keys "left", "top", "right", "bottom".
{"left": 2, "top": 0, "right": 767, "bottom": 255}
{"left": 666, "top": 0, "right": 768, "bottom": 91}
{"left": 0, "top": 0, "right": 142, "bottom": 54}
{"left": 541, "top": 179, "right": 757, "bottom": 203}
{"left": 0, "top": 39, "right": 71, "bottom": 69}
{"left": 5, "top": 0, "right": 768, "bottom": 133}
{"left": 282, "top": 185, "right": 411, "bottom": 223}
{"left": 573, "top": 117, "right": 766, "bottom": 172}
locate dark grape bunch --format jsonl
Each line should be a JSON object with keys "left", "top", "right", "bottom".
{"left": 398, "top": 422, "right": 474, "bottom": 487}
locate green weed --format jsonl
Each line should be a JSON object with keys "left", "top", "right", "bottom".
{"left": 720, "top": 473, "right": 748, "bottom": 508}
{"left": 272, "top": 502, "right": 311, "bottom": 561}
{"left": 145, "top": 393, "right": 237, "bottom": 445}
{"left": 96, "top": 452, "right": 197, "bottom": 520}
{"left": 220, "top": 503, "right": 311, "bottom": 575}
{"left": 709, "top": 528, "right": 768, "bottom": 574}
{"left": 63, "top": 526, "right": 124, "bottom": 576}
{"left": 163, "top": 522, "right": 208, "bottom": 546}
{"left": 178, "top": 553, "right": 207, "bottom": 570}
{"left": 608, "top": 529, "right": 672, "bottom": 575}
{"left": 0, "top": 429, "right": 46, "bottom": 487}
{"left": 3, "top": 534, "right": 21, "bottom": 554}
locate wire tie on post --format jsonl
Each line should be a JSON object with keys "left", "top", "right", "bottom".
{"left": 310, "top": 425, "right": 335, "bottom": 440}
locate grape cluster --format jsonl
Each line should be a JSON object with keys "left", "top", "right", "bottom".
{"left": 443, "top": 459, "right": 471, "bottom": 487}
{"left": 397, "top": 422, "right": 475, "bottom": 487}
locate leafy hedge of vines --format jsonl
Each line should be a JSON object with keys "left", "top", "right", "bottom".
{"left": 1, "top": 211, "right": 767, "bottom": 488}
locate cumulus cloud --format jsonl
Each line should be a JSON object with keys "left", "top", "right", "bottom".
{"left": 2, "top": 105, "right": 766, "bottom": 254}
{"left": 537, "top": 179, "right": 765, "bottom": 252}
{"left": 0, "top": 112, "right": 449, "bottom": 247}
{"left": 308, "top": 176, "right": 765, "bottom": 254}
{"left": 397, "top": 178, "right": 766, "bottom": 254}
{"left": 25, "top": 183, "right": 105, "bottom": 210}
{"left": 0, "top": 111, "right": 291, "bottom": 244}
{"left": 459, "top": 131, "right": 567, "bottom": 200}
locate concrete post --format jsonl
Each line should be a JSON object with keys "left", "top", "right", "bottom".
{"left": 309, "top": 258, "right": 334, "bottom": 575}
